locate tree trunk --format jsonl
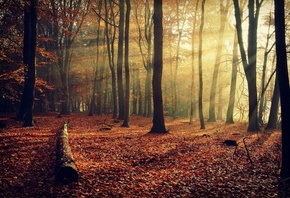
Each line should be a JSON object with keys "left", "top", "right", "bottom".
{"left": 233, "top": 0, "right": 261, "bottom": 131}
{"left": 198, "top": 0, "right": 206, "bottom": 129}
{"left": 150, "top": 0, "right": 167, "bottom": 134}
{"left": 117, "top": 0, "right": 125, "bottom": 120}
{"left": 104, "top": 0, "right": 117, "bottom": 119}
{"left": 18, "top": 0, "right": 37, "bottom": 127}
{"left": 226, "top": 32, "right": 238, "bottom": 124}
{"left": 189, "top": 0, "right": 199, "bottom": 124}
{"left": 208, "top": 0, "right": 229, "bottom": 122}
{"left": 122, "top": 0, "right": 131, "bottom": 127}
{"left": 274, "top": 0, "right": 290, "bottom": 179}
{"left": 56, "top": 123, "right": 78, "bottom": 183}
{"left": 266, "top": 75, "right": 279, "bottom": 129}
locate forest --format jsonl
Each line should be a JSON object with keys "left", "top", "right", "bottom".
{"left": 1, "top": 0, "right": 290, "bottom": 197}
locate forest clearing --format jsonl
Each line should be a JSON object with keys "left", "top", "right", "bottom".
{"left": 0, "top": 113, "right": 283, "bottom": 197}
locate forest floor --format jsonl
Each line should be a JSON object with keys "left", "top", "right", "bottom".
{"left": 0, "top": 113, "right": 286, "bottom": 197}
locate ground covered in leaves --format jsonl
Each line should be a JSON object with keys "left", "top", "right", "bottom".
{"left": 0, "top": 113, "right": 284, "bottom": 197}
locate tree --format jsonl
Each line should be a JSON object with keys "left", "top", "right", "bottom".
{"left": 150, "top": 0, "right": 167, "bottom": 134}
{"left": 17, "top": 0, "right": 37, "bottom": 126}
{"left": 266, "top": 75, "right": 279, "bottom": 129}
{"left": 89, "top": 1, "right": 103, "bottom": 116}
{"left": 233, "top": 0, "right": 263, "bottom": 131}
{"left": 104, "top": 0, "right": 118, "bottom": 119}
{"left": 208, "top": 0, "right": 230, "bottom": 122}
{"left": 122, "top": 0, "right": 131, "bottom": 127}
{"left": 226, "top": 32, "right": 238, "bottom": 124}
{"left": 274, "top": 0, "right": 290, "bottom": 178}
{"left": 117, "top": 0, "right": 125, "bottom": 120}
{"left": 198, "top": 0, "right": 206, "bottom": 129}
{"left": 189, "top": 0, "right": 199, "bottom": 124}
{"left": 133, "top": 0, "right": 154, "bottom": 117}
{"left": 51, "top": 0, "right": 90, "bottom": 115}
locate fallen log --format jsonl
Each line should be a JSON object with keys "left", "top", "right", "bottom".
{"left": 56, "top": 122, "right": 78, "bottom": 183}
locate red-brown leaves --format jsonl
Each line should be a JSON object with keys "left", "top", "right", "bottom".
{"left": 0, "top": 113, "right": 282, "bottom": 197}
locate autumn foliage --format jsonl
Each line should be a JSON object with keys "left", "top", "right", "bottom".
{"left": 0, "top": 113, "right": 284, "bottom": 197}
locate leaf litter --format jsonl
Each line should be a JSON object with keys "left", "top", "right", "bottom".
{"left": 0, "top": 113, "right": 283, "bottom": 197}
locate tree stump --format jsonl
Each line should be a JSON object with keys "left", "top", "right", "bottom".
{"left": 56, "top": 122, "right": 78, "bottom": 183}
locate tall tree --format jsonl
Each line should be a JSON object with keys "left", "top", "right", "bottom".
{"left": 226, "top": 32, "right": 238, "bottom": 124}
{"left": 117, "top": 0, "right": 125, "bottom": 120}
{"left": 233, "top": 0, "right": 263, "bottom": 131}
{"left": 52, "top": 0, "right": 90, "bottom": 115}
{"left": 208, "top": 0, "right": 230, "bottom": 122}
{"left": 122, "top": 0, "right": 131, "bottom": 127}
{"left": 150, "top": 0, "right": 167, "bottom": 134}
{"left": 172, "top": 0, "right": 191, "bottom": 119}
{"left": 198, "top": 0, "right": 206, "bottom": 129}
{"left": 274, "top": 0, "right": 290, "bottom": 178}
{"left": 189, "top": 0, "right": 199, "bottom": 124}
{"left": 133, "top": 0, "right": 153, "bottom": 117}
{"left": 266, "top": 74, "right": 279, "bottom": 129}
{"left": 17, "top": 0, "right": 37, "bottom": 126}
{"left": 89, "top": 1, "right": 103, "bottom": 116}
{"left": 104, "top": 0, "right": 118, "bottom": 118}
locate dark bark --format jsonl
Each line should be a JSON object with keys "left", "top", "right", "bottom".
{"left": 198, "top": 0, "right": 206, "bottom": 129}
{"left": 275, "top": 0, "right": 290, "bottom": 179}
{"left": 122, "top": 0, "right": 131, "bottom": 127}
{"left": 226, "top": 32, "right": 238, "bottom": 124}
{"left": 150, "top": 0, "right": 167, "bottom": 134}
{"left": 56, "top": 123, "right": 78, "bottom": 183}
{"left": 233, "top": 0, "right": 261, "bottom": 131}
{"left": 17, "top": 0, "right": 37, "bottom": 127}
{"left": 266, "top": 76, "right": 279, "bottom": 129}
{"left": 117, "top": 0, "right": 125, "bottom": 120}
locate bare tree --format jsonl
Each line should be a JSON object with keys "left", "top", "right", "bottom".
{"left": 150, "top": 0, "right": 167, "bottom": 134}
{"left": 274, "top": 0, "right": 290, "bottom": 178}
{"left": 17, "top": 0, "right": 37, "bottom": 126}
{"left": 198, "top": 0, "right": 206, "bottom": 129}
{"left": 233, "top": 0, "right": 264, "bottom": 131}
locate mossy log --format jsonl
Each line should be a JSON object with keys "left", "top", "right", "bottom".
{"left": 56, "top": 123, "right": 78, "bottom": 183}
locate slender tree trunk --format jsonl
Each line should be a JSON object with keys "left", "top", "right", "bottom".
{"left": 198, "top": 0, "right": 206, "bottom": 129}
{"left": 233, "top": 0, "right": 261, "bottom": 131}
{"left": 104, "top": 0, "right": 117, "bottom": 118}
{"left": 18, "top": 0, "right": 37, "bottom": 127}
{"left": 88, "top": 2, "right": 102, "bottom": 116}
{"left": 122, "top": 0, "right": 131, "bottom": 127}
{"left": 275, "top": 0, "right": 290, "bottom": 178}
{"left": 208, "top": 1, "right": 229, "bottom": 122}
{"left": 150, "top": 0, "right": 167, "bottom": 134}
{"left": 189, "top": 0, "right": 199, "bottom": 124}
{"left": 266, "top": 74, "right": 279, "bottom": 129}
{"left": 226, "top": 32, "right": 238, "bottom": 124}
{"left": 117, "top": 0, "right": 125, "bottom": 120}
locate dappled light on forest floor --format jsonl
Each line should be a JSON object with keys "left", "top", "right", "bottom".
{"left": 0, "top": 113, "right": 282, "bottom": 197}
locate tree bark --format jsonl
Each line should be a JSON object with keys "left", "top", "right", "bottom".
{"left": 233, "top": 0, "right": 261, "bottom": 131}
{"left": 56, "top": 123, "right": 78, "bottom": 183}
{"left": 274, "top": 0, "right": 290, "bottom": 179}
{"left": 208, "top": 0, "right": 229, "bottom": 122}
{"left": 17, "top": 0, "right": 37, "bottom": 127}
{"left": 198, "top": 0, "right": 206, "bottom": 129}
{"left": 189, "top": 0, "right": 199, "bottom": 124}
{"left": 226, "top": 32, "right": 239, "bottom": 124}
{"left": 150, "top": 0, "right": 167, "bottom": 134}
{"left": 266, "top": 75, "right": 279, "bottom": 129}
{"left": 117, "top": 0, "right": 125, "bottom": 120}
{"left": 122, "top": 0, "right": 131, "bottom": 127}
